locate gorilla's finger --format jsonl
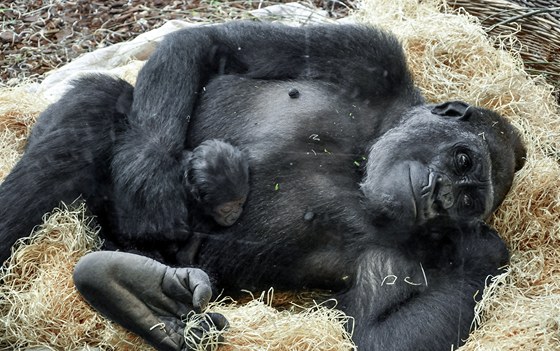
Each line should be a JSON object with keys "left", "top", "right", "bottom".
{"left": 192, "top": 285, "right": 212, "bottom": 313}
{"left": 188, "top": 269, "right": 213, "bottom": 312}
{"left": 206, "top": 312, "right": 229, "bottom": 331}
{"left": 183, "top": 313, "right": 228, "bottom": 351}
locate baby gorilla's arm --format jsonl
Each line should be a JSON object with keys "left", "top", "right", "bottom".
{"left": 73, "top": 251, "right": 227, "bottom": 351}
{"left": 185, "top": 139, "right": 250, "bottom": 227}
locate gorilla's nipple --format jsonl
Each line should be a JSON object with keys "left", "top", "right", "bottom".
{"left": 304, "top": 211, "right": 315, "bottom": 221}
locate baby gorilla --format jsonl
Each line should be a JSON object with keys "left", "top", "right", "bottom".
{"left": 164, "top": 139, "right": 250, "bottom": 265}
{"left": 110, "top": 138, "right": 250, "bottom": 264}
{"left": 184, "top": 139, "right": 249, "bottom": 227}
{"left": 114, "top": 77, "right": 250, "bottom": 230}
{"left": 11, "top": 75, "right": 249, "bottom": 263}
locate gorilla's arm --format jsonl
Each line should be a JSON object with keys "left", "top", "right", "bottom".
{"left": 339, "top": 222, "right": 508, "bottom": 350}
{"left": 112, "top": 21, "right": 422, "bottom": 238}
{"left": 73, "top": 251, "right": 227, "bottom": 351}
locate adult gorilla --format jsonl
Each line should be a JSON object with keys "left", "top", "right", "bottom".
{"left": 1, "top": 22, "right": 525, "bottom": 350}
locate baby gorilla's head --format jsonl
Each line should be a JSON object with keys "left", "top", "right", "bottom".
{"left": 185, "top": 139, "right": 250, "bottom": 226}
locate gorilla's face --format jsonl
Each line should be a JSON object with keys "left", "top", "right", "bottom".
{"left": 361, "top": 103, "right": 519, "bottom": 232}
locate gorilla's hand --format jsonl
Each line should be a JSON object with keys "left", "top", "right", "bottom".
{"left": 73, "top": 251, "right": 227, "bottom": 351}
{"left": 455, "top": 221, "right": 509, "bottom": 272}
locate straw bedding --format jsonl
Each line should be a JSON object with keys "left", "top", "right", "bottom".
{"left": 1, "top": 0, "right": 559, "bottom": 349}
{"left": 448, "top": 0, "right": 560, "bottom": 91}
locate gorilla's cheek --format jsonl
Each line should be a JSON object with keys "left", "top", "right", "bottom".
{"left": 360, "top": 128, "right": 433, "bottom": 230}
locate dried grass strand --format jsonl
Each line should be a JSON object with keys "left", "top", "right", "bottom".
{"left": 0, "top": 0, "right": 559, "bottom": 349}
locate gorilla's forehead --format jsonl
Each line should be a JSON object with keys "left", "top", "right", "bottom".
{"left": 384, "top": 105, "right": 491, "bottom": 149}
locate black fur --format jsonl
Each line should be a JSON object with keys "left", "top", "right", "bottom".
{"left": 0, "top": 75, "right": 128, "bottom": 259}
{"left": 186, "top": 139, "right": 249, "bottom": 214}
{"left": 1, "top": 76, "right": 249, "bottom": 262}
{"left": 0, "top": 22, "right": 526, "bottom": 351}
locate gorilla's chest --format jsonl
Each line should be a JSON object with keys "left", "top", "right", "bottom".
{"left": 189, "top": 77, "right": 378, "bottom": 222}
{"left": 190, "top": 76, "right": 380, "bottom": 165}
{"left": 188, "top": 77, "right": 382, "bottom": 288}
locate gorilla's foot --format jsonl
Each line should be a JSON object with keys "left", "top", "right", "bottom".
{"left": 73, "top": 251, "right": 228, "bottom": 351}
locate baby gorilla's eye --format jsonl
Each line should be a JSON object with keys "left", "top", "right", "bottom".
{"left": 219, "top": 205, "right": 232, "bottom": 214}
{"left": 454, "top": 151, "right": 472, "bottom": 174}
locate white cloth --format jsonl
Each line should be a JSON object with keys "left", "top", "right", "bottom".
{"left": 34, "top": 3, "right": 340, "bottom": 103}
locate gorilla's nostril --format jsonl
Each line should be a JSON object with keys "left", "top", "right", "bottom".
{"left": 431, "top": 173, "right": 454, "bottom": 209}
{"left": 422, "top": 172, "right": 455, "bottom": 217}
{"left": 438, "top": 185, "right": 454, "bottom": 209}
{"left": 421, "top": 172, "right": 437, "bottom": 196}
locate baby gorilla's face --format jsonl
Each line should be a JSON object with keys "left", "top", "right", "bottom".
{"left": 211, "top": 196, "right": 247, "bottom": 226}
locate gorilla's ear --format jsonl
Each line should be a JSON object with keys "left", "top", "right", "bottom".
{"left": 512, "top": 130, "right": 527, "bottom": 172}
{"left": 431, "top": 101, "right": 472, "bottom": 121}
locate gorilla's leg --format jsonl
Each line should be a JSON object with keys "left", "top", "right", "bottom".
{"left": 73, "top": 251, "right": 228, "bottom": 351}
{"left": 0, "top": 75, "right": 132, "bottom": 263}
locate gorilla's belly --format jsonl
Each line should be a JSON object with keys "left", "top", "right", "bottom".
{"left": 187, "top": 76, "right": 377, "bottom": 290}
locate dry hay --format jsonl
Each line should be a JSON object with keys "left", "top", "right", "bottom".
{"left": 0, "top": 87, "right": 49, "bottom": 181}
{"left": 1, "top": 0, "right": 560, "bottom": 349}
{"left": 183, "top": 292, "right": 354, "bottom": 351}
{"left": 0, "top": 204, "right": 355, "bottom": 350}
{"left": 0, "top": 204, "right": 150, "bottom": 350}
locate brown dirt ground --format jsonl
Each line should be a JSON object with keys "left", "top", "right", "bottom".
{"left": 0, "top": 0, "right": 355, "bottom": 85}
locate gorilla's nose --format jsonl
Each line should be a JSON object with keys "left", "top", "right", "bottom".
{"left": 424, "top": 172, "right": 454, "bottom": 213}
{"left": 434, "top": 174, "right": 454, "bottom": 209}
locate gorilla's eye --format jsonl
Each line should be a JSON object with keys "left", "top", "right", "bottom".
{"left": 454, "top": 151, "right": 472, "bottom": 174}
{"left": 461, "top": 194, "right": 473, "bottom": 209}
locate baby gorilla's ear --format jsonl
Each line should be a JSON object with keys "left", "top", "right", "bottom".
{"left": 180, "top": 150, "right": 201, "bottom": 201}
